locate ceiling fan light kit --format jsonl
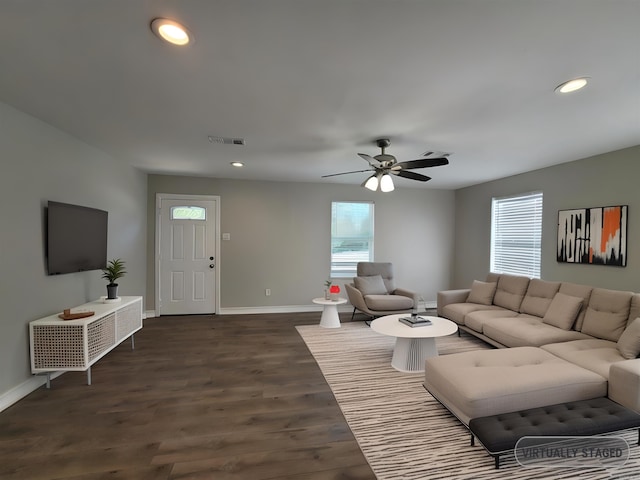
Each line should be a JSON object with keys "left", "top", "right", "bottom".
{"left": 364, "top": 175, "right": 379, "bottom": 191}
{"left": 322, "top": 138, "right": 449, "bottom": 192}
{"left": 380, "top": 174, "right": 395, "bottom": 192}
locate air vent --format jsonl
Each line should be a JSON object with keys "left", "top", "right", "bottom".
{"left": 422, "top": 150, "right": 451, "bottom": 158}
{"left": 208, "top": 136, "right": 246, "bottom": 146}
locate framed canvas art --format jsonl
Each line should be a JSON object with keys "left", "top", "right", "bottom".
{"left": 557, "top": 205, "right": 627, "bottom": 266}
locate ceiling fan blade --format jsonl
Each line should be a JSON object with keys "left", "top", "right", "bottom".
{"left": 394, "top": 170, "right": 431, "bottom": 182}
{"left": 393, "top": 157, "right": 449, "bottom": 170}
{"left": 358, "top": 153, "right": 381, "bottom": 167}
{"left": 321, "top": 169, "right": 372, "bottom": 178}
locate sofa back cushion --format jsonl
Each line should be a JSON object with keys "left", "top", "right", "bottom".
{"left": 520, "top": 279, "right": 561, "bottom": 317}
{"left": 558, "top": 282, "right": 593, "bottom": 331}
{"left": 467, "top": 280, "right": 497, "bottom": 305}
{"left": 627, "top": 294, "right": 640, "bottom": 327}
{"left": 486, "top": 272, "right": 501, "bottom": 284}
{"left": 492, "top": 274, "right": 530, "bottom": 311}
{"left": 581, "top": 288, "right": 633, "bottom": 341}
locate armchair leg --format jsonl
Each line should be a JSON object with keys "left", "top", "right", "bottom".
{"left": 350, "top": 307, "right": 356, "bottom": 322}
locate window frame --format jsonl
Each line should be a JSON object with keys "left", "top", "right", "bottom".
{"left": 490, "top": 191, "right": 543, "bottom": 278}
{"left": 330, "top": 201, "right": 375, "bottom": 278}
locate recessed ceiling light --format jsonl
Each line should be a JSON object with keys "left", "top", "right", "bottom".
{"left": 555, "top": 77, "right": 589, "bottom": 94}
{"left": 150, "top": 18, "right": 192, "bottom": 46}
{"left": 230, "top": 162, "right": 244, "bottom": 168}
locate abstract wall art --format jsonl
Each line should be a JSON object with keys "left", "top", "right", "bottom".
{"left": 557, "top": 205, "right": 628, "bottom": 266}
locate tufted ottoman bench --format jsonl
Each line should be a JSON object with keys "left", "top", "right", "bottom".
{"left": 468, "top": 397, "right": 640, "bottom": 468}
{"left": 424, "top": 346, "right": 608, "bottom": 425}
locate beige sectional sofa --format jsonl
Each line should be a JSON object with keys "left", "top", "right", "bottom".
{"left": 426, "top": 273, "right": 640, "bottom": 425}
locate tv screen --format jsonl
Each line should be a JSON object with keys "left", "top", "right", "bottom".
{"left": 46, "top": 201, "right": 108, "bottom": 275}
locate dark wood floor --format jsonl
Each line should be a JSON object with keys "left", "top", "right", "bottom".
{"left": 0, "top": 312, "right": 376, "bottom": 480}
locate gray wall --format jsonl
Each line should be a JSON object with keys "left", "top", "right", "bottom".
{"left": 0, "top": 101, "right": 147, "bottom": 398}
{"left": 453, "top": 145, "right": 640, "bottom": 291}
{"left": 147, "top": 175, "right": 456, "bottom": 311}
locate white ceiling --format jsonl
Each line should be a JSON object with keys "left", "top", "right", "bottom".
{"left": 1, "top": 0, "right": 639, "bottom": 189}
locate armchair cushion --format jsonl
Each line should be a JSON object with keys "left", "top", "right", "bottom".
{"left": 354, "top": 275, "right": 388, "bottom": 296}
{"left": 364, "top": 294, "right": 414, "bottom": 311}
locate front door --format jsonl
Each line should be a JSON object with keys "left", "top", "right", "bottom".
{"left": 157, "top": 195, "right": 219, "bottom": 315}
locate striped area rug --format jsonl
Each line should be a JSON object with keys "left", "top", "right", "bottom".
{"left": 296, "top": 322, "right": 640, "bottom": 480}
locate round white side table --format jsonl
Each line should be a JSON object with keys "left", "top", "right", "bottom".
{"left": 312, "top": 297, "right": 347, "bottom": 328}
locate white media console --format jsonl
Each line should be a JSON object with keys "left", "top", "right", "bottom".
{"left": 29, "top": 296, "right": 143, "bottom": 386}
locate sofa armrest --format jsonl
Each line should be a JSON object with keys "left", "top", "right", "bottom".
{"left": 437, "top": 289, "right": 470, "bottom": 317}
{"left": 609, "top": 359, "right": 640, "bottom": 412}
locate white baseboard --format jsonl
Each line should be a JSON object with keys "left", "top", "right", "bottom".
{"left": 219, "top": 304, "right": 337, "bottom": 315}
{"left": 219, "top": 300, "right": 436, "bottom": 316}
{"left": 0, "top": 372, "right": 64, "bottom": 413}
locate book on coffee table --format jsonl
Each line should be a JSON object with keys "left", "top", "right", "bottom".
{"left": 399, "top": 316, "right": 432, "bottom": 327}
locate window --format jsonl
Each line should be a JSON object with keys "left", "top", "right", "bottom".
{"left": 171, "top": 206, "right": 206, "bottom": 220}
{"left": 490, "top": 192, "right": 543, "bottom": 278}
{"left": 331, "top": 201, "right": 374, "bottom": 277}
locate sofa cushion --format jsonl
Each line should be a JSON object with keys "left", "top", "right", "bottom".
{"left": 542, "top": 292, "right": 584, "bottom": 330}
{"left": 354, "top": 275, "right": 388, "bottom": 296}
{"left": 441, "top": 303, "right": 502, "bottom": 325}
{"left": 581, "top": 288, "right": 633, "bottom": 341}
{"left": 363, "top": 294, "right": 413, "bottom": 311}
{"left": 519, "top": 279, "right": 561, "bottom": 317}
{"left": 628, "top": 294, "right": 640, "bottom": 327}
{"left": 542, "top": 339, "right": 626, "bottom": 379}
{"left": 558, "top": 282, "right": 593, "bottom": 331}
{"left": 424, "top": 346, "right": 607, "bottom": 425}
{"left": 486, "top": 272, "right": 501, "bottom": 283}
{"left": 617, "top": 317, "right": 640, "bottom": 359}
{"left": 482, "top": 317, "right": 591, "bottom": 348}
{"left": 464, "top": 309, "right": 518, "bottom": 333}
{"left": 493, "top": 274, "right": 530, "bottom": 311}
{"left": 467, "top": 280, "right": 497, "bottom": 306}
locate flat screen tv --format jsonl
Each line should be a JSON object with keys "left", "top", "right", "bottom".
{"left": 46, "top": 201, "right": 108, "bottom": 275}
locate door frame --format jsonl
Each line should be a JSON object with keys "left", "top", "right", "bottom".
{"left": 155, "top": 193, "right": 221, "bottom": 315}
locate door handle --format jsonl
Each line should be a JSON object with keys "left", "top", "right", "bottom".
{"left": 209, "top": 264, "right": 215, "bottom": 269}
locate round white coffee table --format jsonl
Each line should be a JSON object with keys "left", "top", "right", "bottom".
{"left": 370, "top": 314, "right": 458, "bottom": 373}
{"left": 312, "top": 297, "right": 348, "bottom": 328}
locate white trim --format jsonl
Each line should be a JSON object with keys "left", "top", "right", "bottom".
{"left": 218, "top": 300, "right": 436, "bottom": 316}
{"left": 0, "top": 372, "right": 64, "bottom": 413}
{"left": 220, "top": 304, "right": 337, "bottom": 315}
{"left": 155, "top": 193, "right": 221, "bottom": 315}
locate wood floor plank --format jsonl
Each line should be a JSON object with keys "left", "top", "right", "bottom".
{"left": 0, "top": 312, "right": 376, "bottom": 479}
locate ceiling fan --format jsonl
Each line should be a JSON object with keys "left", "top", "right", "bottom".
{"left": 322, "top": 138, "right": 449, "bottom": 192}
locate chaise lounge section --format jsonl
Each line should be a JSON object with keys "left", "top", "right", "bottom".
{"left": 426, "top": 273, "right": 640, "bottom": 423}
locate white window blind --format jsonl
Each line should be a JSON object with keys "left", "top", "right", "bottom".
{"left": 490, "top": 192, "right": 543, "bottom": 278}
{"left": 331, "top": 201, "right": 374, "bottom": 277}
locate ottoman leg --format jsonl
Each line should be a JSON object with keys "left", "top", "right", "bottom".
{"left": 494, "top": 455, "right": 500, "bottom": 469}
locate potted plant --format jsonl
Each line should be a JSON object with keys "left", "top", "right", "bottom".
{"left": 102, "top": 258, "right": 126, "bottom": 300}
{"left": 324, "top": 279, "right": 332, "bottom": 300}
